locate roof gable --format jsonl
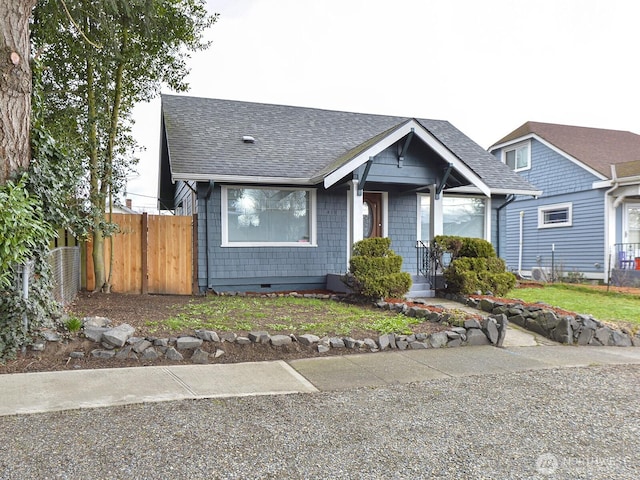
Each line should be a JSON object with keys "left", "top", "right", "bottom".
{"left": 160, "top": 95, "right": 539, "bottom": 195}
{"left": 491, "top": 121, "right": 640, "bottom": 179}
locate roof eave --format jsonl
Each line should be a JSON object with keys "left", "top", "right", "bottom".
{"left": 171, "top": 173, "right": 314, "bottom": 185}
{"left": 323, "top": 119, "right": 492, "bottom": 197}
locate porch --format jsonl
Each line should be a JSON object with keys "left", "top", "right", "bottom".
{"left": 610, "top": 243, "right": 640, "bottom": 286}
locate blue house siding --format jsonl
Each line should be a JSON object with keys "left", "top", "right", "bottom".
{"left": 502, "top": 190, "right": 605, "bottom": 276}
{"left": 493, "top": 139, "right": 607, "bottom": 278}
{"left": 196, "top": 185, "right": 348, "bottom": 292}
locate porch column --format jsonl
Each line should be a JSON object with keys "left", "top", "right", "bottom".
{"left": 350, "top": 180, "right": 364, "bottom": 243}
{"left": 430, "top": 187, "right": 443, "bottom": 238}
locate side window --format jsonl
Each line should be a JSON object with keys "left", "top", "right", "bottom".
{"left": 504, "top": 142, "right": 530, "bottom": 172}
{"left": 538, "top": 203, "right": 572, "bottom": 228}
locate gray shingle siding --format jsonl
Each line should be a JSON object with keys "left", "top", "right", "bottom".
{"left": 197, "top": 185, "right": 348, "bottom": 291}
{"left": 387, "top": 193, "right": 418, "bottom": 274}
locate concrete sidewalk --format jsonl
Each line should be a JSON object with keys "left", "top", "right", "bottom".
{"left": 2, "top": 344, "right": 640, "bottom": 417}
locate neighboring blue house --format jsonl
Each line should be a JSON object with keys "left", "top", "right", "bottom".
{"left": 158, "top": 95, "right": 540, "bottom": 295}
{"left": 489, "top": 121, "right": 640, "bottom": 285}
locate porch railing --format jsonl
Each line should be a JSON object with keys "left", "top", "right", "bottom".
{"left": 416, "top": 240, "right": 430, "bottom": 279}
{"left": 612, "top": 243, "right": 640, "bottom": 270}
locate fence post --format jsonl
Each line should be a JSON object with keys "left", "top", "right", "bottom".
{"left": 141, "top": 212, "right": 148, "bottom": 294}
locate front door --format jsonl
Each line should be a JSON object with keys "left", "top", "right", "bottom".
{"left": 363, "top": 192, "right": 382, "bottom": 238}
{"left": 625, "top": 203, "right": 640, "bottom": 245}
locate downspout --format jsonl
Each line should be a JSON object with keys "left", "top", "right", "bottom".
{"left": 518, "top": 211, "right": 524, "bottom": 276}
{"left": 495, "top": 195, "right": 515, "bottom": 258}
{"left": 604, "top": 165, "right": 620, "bottom": 283}
{"left": 204, "top": 181, "right": 215, "bottom": 293}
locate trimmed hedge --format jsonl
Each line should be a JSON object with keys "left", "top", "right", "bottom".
{"left": 434, "top": 236, "right": 515, "bottom": 296}
{"left": 346, "top": 237, "right": 412, "bottom": 299}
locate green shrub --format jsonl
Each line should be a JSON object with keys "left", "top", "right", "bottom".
{"left": 432, "top": 235, "right": 496, "bottom": 260}
{"left": 352, "top": 237, "right": 392, "bottom": 257}
{"left": 345, "top": 238, "right": 412, "bottom": 299}
{"left": 444, "top": 257, "right": 516, "bottom": 296}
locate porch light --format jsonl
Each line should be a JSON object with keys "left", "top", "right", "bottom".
{"left": 242, "top": 135, "right": 256, "bottom": 144}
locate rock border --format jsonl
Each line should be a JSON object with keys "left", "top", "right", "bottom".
{"left": 443, "top": 293, "right": 640, "bottom": 347}
{"left": 33, "top": 293, "right": 507, "bottom": 366}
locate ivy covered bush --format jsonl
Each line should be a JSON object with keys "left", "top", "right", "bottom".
{"left": 0, "top": 175, "right": 58, "bottom": 359}
{"left": 433, "top": 235, "right": 516, "bottom": 296}
{"left": 344, "top": 237, "right": 412, "bottom": 299}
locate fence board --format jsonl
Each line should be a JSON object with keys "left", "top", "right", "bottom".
{"left": 147, "top": 215, "right": 193, "bottom": 295}
{"left": 84, "top": 213, "right": 193, "bottom": 295}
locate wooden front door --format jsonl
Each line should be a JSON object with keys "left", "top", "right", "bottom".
{"left": 363, "top": 192, "right": 382, "bottom": 238}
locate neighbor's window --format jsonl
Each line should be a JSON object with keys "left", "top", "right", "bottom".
{"left": 504, "top": 142, "right": 530, "bottom": 171}
{"left": 222, "top": 186, "right": 316, "bottom": 246}
{"left": 443, "top": 196, "right": 486, "bottom": 239}
{"left": 538, "top": 202, "right": 572, "bottom": 228}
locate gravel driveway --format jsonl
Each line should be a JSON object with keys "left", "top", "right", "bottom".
{"left": 1, "top": 364, "right": 638, "bottom": 479}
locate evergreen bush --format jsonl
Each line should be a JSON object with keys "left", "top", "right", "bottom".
{"left": 344, "top": 237, "right": 412, "bottom": 299}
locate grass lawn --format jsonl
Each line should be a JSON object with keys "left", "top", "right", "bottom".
{"left": 506, "top": 283, "right": 640, "bottom": 326}
{"left": 145, "top": 295, "right": 456, "bottom": 336}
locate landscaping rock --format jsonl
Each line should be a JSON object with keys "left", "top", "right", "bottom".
{"left": 84, "top": 326, "right": 108, "bottom": 343}
{"left": 465, "top": 329, "right": 490, "bottom": 346}
{"left": 115, "top": 346, "right": 137, "bottom": 360}
{"left": 91, "top": 349, "right": 116, "bottom": 359}
{"left": 154, "top": 338, "right": 169, "bottom": 347}
{"left": 409, "top": 341, "right": 429, "bottom": 349}
{"left": 329, "top": 337, "right": 345, "bottom": 349}
{"left": 83, "top": 316, "right": 111, "bottom": 328}
{"left": 496, "top": 316, "right": 508, "bottom": 347}
{"left": 464, "top": 319, "right": 482, "bottom": 329}
{"left": 142, "top": 348, "right": 159, "bottom": 360}
{"left": 298, "top": 334, "right": 320, "bottom": 346}
{"left": 363, "top": 338, "right": 378, "bottom": 350}
{"left": 429, "top": 332, "right": 449, "bottom": 349}
{"left": 317, "top": 344, "right": 330, "bottom": 353}
{"left": 165, "top": 347, "right": 184, "bottom": 361}
{"left": 214, "top": 349, "right": 225, "bottom": 358}
{"left": 132, "top": 339, "right": 152, "bottom": 354}
{"left": 271, "top": 335, "right": 293, "bottom": 347}
{"left": 248, "top": 331, "right": 270, "bottom": 343}
{"left": 577, "top": 327, "right": 595, "bottom": 346}
{"left": 594, "top": 327, "right": 612, "bottom": 346}
{"left": 483, "top": 317, "right": 499, "bottom": 345}
{"left": 343, "top": 337, "right": 357, "bottom": 349}
{"left": 102, "top": 324, "right": 135, "bottom": 348}
{"left": 221, "top": 332, "right": 237, "bottom": 343}
{"left": 551, "top": 317, "right": 573, "bottom": 344}
{"left": 611, "top": 330, "right": 632, "bottom": 347}
{"left": 196, "top": 330, "right": 220, "bottom": 342}
{"left": 236, "top": 337, "right": 252, "bottom": 345}
{"left": 176, "top": 336, "right": 203, "bottom": 350}
{"left": 191, "top": 348, "right": 210, "bottom": 364}
{"left": 378, "top": 334, "right": 390, "bottom": 351}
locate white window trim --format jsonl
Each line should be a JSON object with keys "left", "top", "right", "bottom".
{"left": 221, "top": 186, "right": 317, "bottom": 247}
{"left": 538, "top": 202, "right": 573, "bottom": 229}
{"left": 502, "top": 140, "right": 531, "bottom": 172}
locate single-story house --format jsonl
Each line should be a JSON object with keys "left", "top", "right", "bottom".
{"left": 159, "top": 95, "right": 540, "bottom": 295}
{"left": 489, "top": 121, "right": 640, "bottom": 284}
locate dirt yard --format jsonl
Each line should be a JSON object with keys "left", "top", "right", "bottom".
{"left": 0, "top": 291, "right": 449, "bottom": 374}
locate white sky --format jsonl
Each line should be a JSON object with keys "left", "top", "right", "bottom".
{"left": 127, "top": 0, "right": 640, "bottom": 211}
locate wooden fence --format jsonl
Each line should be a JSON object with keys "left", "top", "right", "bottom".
{"left": 85, "top": 213, "right": 195, "bottom": 295}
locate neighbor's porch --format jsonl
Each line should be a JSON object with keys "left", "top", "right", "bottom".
{"left": 610, "top": 243, "right": 640, "bottom": 286}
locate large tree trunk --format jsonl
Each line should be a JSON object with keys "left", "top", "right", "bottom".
{"left": 0, "top": 1, "right": 36, "bottom": 184}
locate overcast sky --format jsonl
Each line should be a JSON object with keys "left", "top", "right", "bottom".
{"left": 127, "top": 0, "right": 640, "bottom": 211}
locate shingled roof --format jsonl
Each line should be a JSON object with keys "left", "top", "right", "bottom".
{"left": 160, "top": 95, "right": 538, "bottom": 193}
{"left": 491, "top": 121, "right": 640, "bottom": 179}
